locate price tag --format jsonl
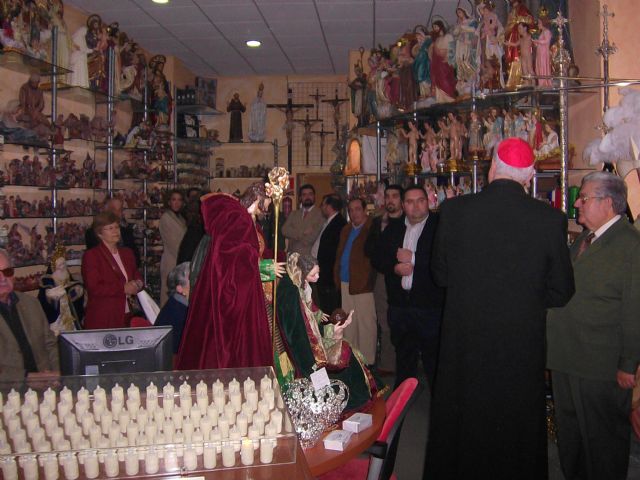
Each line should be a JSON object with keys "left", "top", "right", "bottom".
{"left": 310, "top": 367, "right": 330, "bottom": 391}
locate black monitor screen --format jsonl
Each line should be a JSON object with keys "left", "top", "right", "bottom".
{"left": 59, "top": 327, "right": 173, "bottom": 376}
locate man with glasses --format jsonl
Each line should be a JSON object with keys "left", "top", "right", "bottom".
{"left": 548, "top": 171, "right": 640, "bottom": 480}
{"left": 0, "top": 249, "right": 59, "bottom": 381}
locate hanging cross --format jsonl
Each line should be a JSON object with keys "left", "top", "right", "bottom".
{"left": 321, "top": 89, "right": 349, "bottom": 143}
{"left": 311, "top": 123, "right": 335, "bottom": 167}
{"left": 267, "top": 88, "right": 313, "bottom": 172}
{"left": 294, "top": 109, "right": 323, "bottom": 166}
{"left": 596, "top": 4, "right": 617, "bottom": 112}
{"left": 552, "top": 11, "right": 571, "bottom": 75}
{"left": 308, "top": 88, "right": 326, "bottom": 120}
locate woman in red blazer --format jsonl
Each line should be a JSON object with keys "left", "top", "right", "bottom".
{"left": 82, "top": 211, "right": 143, "bottom": 329}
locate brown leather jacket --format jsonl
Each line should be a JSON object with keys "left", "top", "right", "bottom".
{"left": 334, "top": 217, "right": 375, "bottom": 294}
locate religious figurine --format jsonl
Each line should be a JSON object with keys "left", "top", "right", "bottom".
{"left": 514, "top": 110, "right": 528, "bottom": 141}
{"left": 149, "top": 55, "right": 172, "bottom": 129}
{"left": 504, "top": 0, "right": 534, "bottom": 84}
{"left": 483, "top": 107, "right": 503, "bottom": 157}
{"left": 477, "top": 1, "right": 505, "bottom": 91}
{"left": 226, "top": 92, "right": 246, "bottom": 143}
{"left": 248, "top": 83, "right": 267, "bottom": 142}
{"left": 85, "top": 14, "right": 107, "bottom": 91}
{"left": 505, "top": 22, "right": 534, "bottom": 88}
{"left": 420, "top": 123, "right": 439, "bottom": 172}
{"left": 385, "top": 130, "right": 399, "bottom": 173}
{"left": 429, "top": 20, "right": 457, "bottom": 103}
{"left": 436, "top": 116, "right": 450, "bottom": 164}
{"left": 0, "top": 1, "right": 26, "bottom": 52}
{"left": 16, "top": 73, "right": 49, "bottom": 133}
{"left": 525, "top": 110, "right": 543, "bottom": 149}
{"left": 349, "top": 59, "right": 369, "bottom": 128}
{"left": 396, "top": 34, "right": 416, "bottom": 111}
{"left": 399, "top": 121, "right": 421, "bottom": 170}
{"left": 467, "top": 111, "right": 484, "bottom": 157}
{"left": 49, "top": 0, "right": 72, "bottom": 82}
{"left": 532, "top": 17, "right": 553, "bottom": 87}
{"left": 412, "top": 27, "right": 432, "bottom": 100}
{"left": 68, "top": 26, "right": 91, "bottom": 88}
{"left": 446, "top": 112, "right": 466, "bottom": 167}
{"left": 535, "top": 123, "right": 559, "bottom": 157}
{"left": 503, "top": 109, "right": 515, "bottom": 138}
{"left": 53, "top": 114, "right": 65, "bottom": 149}
{"left": 452, "top": 7, "right": 479, "bottom": 96}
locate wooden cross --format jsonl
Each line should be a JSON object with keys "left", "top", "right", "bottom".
{"left": 308, "top": 88, "right": 326, "bottom": 120}
{"left": 311, "top": 123, "right": 335, "bottom": 167}
{"left": 321, "top": 89, "right": 349, "bottom": 143}
{"left": 267, "top": 88, "right": 313, "bottom": 172}
{"left": 295, "top": 110, "right": 323, "bottom": 166}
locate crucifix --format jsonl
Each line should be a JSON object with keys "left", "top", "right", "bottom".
{"left": 308, "top": 88, "right": 326, "bottom": 120}
{"left": 295, "top": 109, "right": 323, "bottom": 166}
{"left": 311, "top": 123, "right": 335, "bottom": 167}
{"left": 321, "top": 89, "right": 349, "bottom": 143}
{"left": 596, "top": 4, "right": 617, "bottom": 113}
{"left": 267, "top": 88, "right": 313, "bottom": 172}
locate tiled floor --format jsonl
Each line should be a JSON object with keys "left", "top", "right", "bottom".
{"left": 386, "top": 374, "right": 640, "bottom": 480}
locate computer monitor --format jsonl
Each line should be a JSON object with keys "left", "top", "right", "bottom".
{"left": 59, "top": 326, "right": 173, "bottom": 376}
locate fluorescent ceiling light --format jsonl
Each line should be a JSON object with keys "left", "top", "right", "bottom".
{"left": 152, "top": 0, "right": 169, "bottom": 4}
{"left": 246, "top": 40, "right": 261, "bottom": 48}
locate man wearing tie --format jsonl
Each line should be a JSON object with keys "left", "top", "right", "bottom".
{"left": 282, "top": 184, "right": 324, "bottom": 255}
{"left": 548, "top": 171, "right": 640, "bottom": 480}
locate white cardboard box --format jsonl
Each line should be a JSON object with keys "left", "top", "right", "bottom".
{"left": 323, "top": 430, "right": 353, "bottom": 451}
{"left": 342, "top": 412, "right": 373, "bottom": 433}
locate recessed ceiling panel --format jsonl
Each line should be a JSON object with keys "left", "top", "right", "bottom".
{"left": 197, "top": 4, "right": 262, "bottom": 22}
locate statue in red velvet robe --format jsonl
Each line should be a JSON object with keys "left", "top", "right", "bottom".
{"left": 504, "top": 0, "right": 534, "bottom": 69}
{"left": 175, "top": 184, "right": 279, "bottom": 370}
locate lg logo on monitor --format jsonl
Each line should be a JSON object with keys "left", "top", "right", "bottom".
{"left": 103, "top": 334, "right": 135, "bottom": 348}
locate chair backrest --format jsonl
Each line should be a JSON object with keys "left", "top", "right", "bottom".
{"left": 369, "top": 378, "right": 423, "bottom": 480}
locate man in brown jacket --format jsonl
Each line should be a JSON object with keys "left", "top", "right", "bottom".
{"left": 0, "top": 249, "right": 59, "bottom": 381}
{"left": 334, "top": 198, "right": 377, "bottom": 365}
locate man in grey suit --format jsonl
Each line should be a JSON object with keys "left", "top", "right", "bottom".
{"left": 282, "top": 184, "right": 324, "bottom": 255}
{"left": 0, "top": 249, "right": 59, "bottom": 381}
{"left": 548, "top": 171, "right": 640, "bottom": 480}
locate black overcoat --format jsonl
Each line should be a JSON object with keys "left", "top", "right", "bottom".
{"left": 424, "top": 179, "right": 575, "bottom": 480}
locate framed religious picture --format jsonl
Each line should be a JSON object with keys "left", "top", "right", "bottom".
{"left": 195, "top": 77, "right": 217, "bottom": 109}
{"left": 344, "top": 135, "right": 362, "bottom": 176}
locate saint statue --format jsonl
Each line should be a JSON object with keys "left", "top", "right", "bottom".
{"left": 17, "top": 73, "right": 48, "bottom": 131}
{"left": 429, "top": 21, "right": 457, "bottom": 103}
{"left": 349, "top": 61, "right": 369, "bottom": 128}
{"left": 412, "top": 28, "right": 432, "bottom": 99}
{"left": 227, "top": 92, "right": 246, "bottom": 143}
{"left": 532, "top": 18, "right": 553, "bottom": 87}
{"left": 477, "top": 2, "right": 505, "bottom": 90}
{"left": 68, "top": 26, "right": 91, "bottom": 88}
{"left": 248, "top": 83, "right": 267, "bottom": 142}
{"left": 452, "top": 7, "right": 479, "bottom": 96}
{"left": 505, "top": 22, "right": 534, "bottom": 88}
{"left": 504, "top": 0, "right": 534, "bottom": 83}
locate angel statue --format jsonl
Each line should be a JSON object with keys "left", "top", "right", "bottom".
{"left": 38, "top": 245, "right": 84, "bottom": 335}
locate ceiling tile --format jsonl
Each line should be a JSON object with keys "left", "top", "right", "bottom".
{"left": 166, "top": 23, "right": 222, "bottom": 39}
{"left": 125, "top": 24, "right": 167, "bottom": 41}
{"left": 198, "top": 4, "right": 262, "bottom": 22}
{"left": 142, "top": 6, "right": 205, "bottom": 25}
{"left": 215, "top": 21, "right": 271, "bottom": 40}
{"left": 257, "top": 3, "right": 316, "bottom": 22}
{"left": 269, "top": 21, "right": 322, "bottom": 37}
{"left": 323, "top": 20, "right": 373, "bottom": 35}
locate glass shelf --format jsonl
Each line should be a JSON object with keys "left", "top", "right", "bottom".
{"left": 0, "top": 49, "right": 71, "bottom": 76}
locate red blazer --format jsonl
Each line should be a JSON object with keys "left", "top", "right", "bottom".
{"left": 82, "top": 242, "right": 142, "bottom": 330}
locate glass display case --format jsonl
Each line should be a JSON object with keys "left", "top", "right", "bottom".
{"left": 0, "top": 367, "right": 297, "bottom": 479}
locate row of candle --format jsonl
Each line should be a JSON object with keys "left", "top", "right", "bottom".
{"left": 0, "top": 437, "right": 278, "bottom": 480}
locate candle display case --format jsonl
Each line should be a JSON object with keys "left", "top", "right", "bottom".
{"left": 0, "top": 367, "right": 297, "bottom": 479}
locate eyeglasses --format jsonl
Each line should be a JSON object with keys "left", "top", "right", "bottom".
{"left": 576, "top": 195, "right": 605, "bottom": 203}
{"left": 0, "top": 267, "right": 14, "bottom": 277}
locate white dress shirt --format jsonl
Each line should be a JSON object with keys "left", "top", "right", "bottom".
{"left": 592, "top": 214, "right": 621, "bottom": 242}
{"left": 401, "top": 215, "right": 428, "bottom": 291}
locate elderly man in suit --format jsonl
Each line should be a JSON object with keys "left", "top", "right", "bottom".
{"left": 548, "top": 171, "right": 640, "bottom": 480}
{"left": 311, "top": 193, "right": 346, "bottom": 313}
{"left": 0, "top": 249, "right": 59, "bottom": 381}
{"left": 424, "top": 138, "right": 575, "bottom": 480}
{"left": 335, "top": 197, "right": 377, "bottom": 365}
{"left": 282, "top": 184, "right": 324, "bottom": 255}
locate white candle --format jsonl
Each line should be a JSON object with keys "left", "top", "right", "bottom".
{"left": 211, "top": 379, "right": 224, "bottom": 397}
{"left": 74, "top": 401, "right": 88, "bottom": 422}
{"left": 164, "top": 447, "right": 179, "bottom": 471}
{"left": 97, "top": 437, "right": 110, "bottom": 457}
{"left": 197, "top": 394, "right": 208, "bottom": 411}
{"left": 111, "top": 384, "right": 124, "bottom": 403}
{"left": 207, "top": 404, "right": 219, "bottom": 424}
{"left": 276, "top": 386, "right": 284, "bottom": 409}
{"left": 236, "top": 412, "right": 248, "bottom": 436}
{"left": 230, "top": 390, "right": 242, "bottom": 413}
{"left": 124, "top": 449, "right": 139, "bottom": 476}
{"left": 110, "top": 399, "right": 123, "bottom": 418}
{"left": 100, "top": 412, "right": 113, "bottom": 435}
{"left": 241, "top": 439, "right": 254, "bottom": 465}
{"left": 43, "top": 454, "right": 59, "bottom": 480}
{"left": 162, "top": 394, "right": 173, "bottom": 417}
{"left": 63, "top": 413, "right": 76, "bottom": 435}
{"left": 210, "top": 427, "right": 222, "bottom": 449}
{"left": 104, "top": 451, "right": 119, "bottom": 477}
{"left": 126, "top": 399, "right": 139, "bottom": 417}
{"left": 25, "top": 388, "right": 38, "bottom": 411}
{"left": 32, "top": 426, "right": 45, "bottom": 446}
{"left": 224, "top": 403, "right": 236, "bottom": 425}
{"left": 263, "top": 387, "right": 275, "bottom": 410}
{"left": 93, "top": 386, "right": 106, "bottom": 406}
{"left": 243, "top": 377, "right": 255, "bottom": 394}
{"left": 146, "top": 394, "right": 158, "bottom": 414}
{"left": 7, "top": 415, "right": 20, "bottom": 435}
{"left": 62, "top": 453, "right": 79, "bottom": 480}
{"left": 228, "top": 378, "right": 240, "bottom": 393}
{"left": 271, "top": 409, "right": 283, "bottom": 433}
{"left": 171, "top": 407, "right": 183, "bottom": 429}
{"left": 193, "top": 430, "right": 204, "bottom": 454}
{"left": 229, "top": 426, "right": 241, "bottom": 443}
{"left": 58, "top": 387, "right": 71, "bottom": 406}
{"left": 174, "top": 432, "right": 185, "bottom": 456}
{"left": 259, "top": 375, "right": 271, "bottom": 394}
{"left": 92, "top": 402, "right": 104, "bottom": 421}
{"left": 203, "top": 443, "right": 216, "bottom": 469}
{"left": 221, "top": 443, "right": 235, "bottom": 468}
{"left": 88, "top": 424, "right": 101, "bottom": 448}
{"left": 116, "top": 438, "right": 128, "bottom": 461}
{"left": 241, "top": 403, "right": 254, "bottom": 423}
{"left": 218, "top": 416, "right": 229, "bottom": 438}
{"left": 179, "top": 381, "right": 191, "bottom": 397}
{"left": 180, "top": 394, "right": 192, "bottom": 416}
{"left": 126, "top": 384, "right": 139, "bottom": 401}
{"left": 260, "top": 438, "right": 274, "bottom": 464}
{"left": 153, "top": 407, "right": 164, "bottom": 426}
{"left": 146, "top": 382, "right": 158, "bottom": 400}
{"left": 108, "top": 423, "right": 120, "bottom": 447}
{"left": 213, "top": 392, "right": 225, "bottom": 411}
{"left": 76, "top": 387, "right": 89, "bottom": 405}
{"left": 258, "top": 400, "right": 270, "bottom": 422}
{"left": 195, "top": 379, "right": 207, "bottom": 397}
{"left": 0, "top": 457, "right": 18, "bottom": 480}
{"left": 44, "top": 388, "right": 56, "bottom": 411}
{"left": 145, "top": 449, "right": 159, "bottom": 474}
{"left": 137, "top": 408, "right": 148, "bottom": 430}
{"left": 183, "top": 418, "right": 194, "bottom": 443}
{"left": 118, "top": 411, "right": 130, "bottom": 433}
{"left": 57, "top": 401, "right": 70, "bottom": 421}
{"left": 265, "top": 423, "right": 276, "bottom": 439}
{"left": 253, "top": 412, "right": 265, "bottom": 435}
{"left": 248, "top": 425, "right": 259, "bottom": 441}
{"left": 83, "top": 452, "right": 99, "bottom": 479}
{"left": 284, "top": 411, "right": 293, "bottom": 432}
{"left": 25, "top": 414, "right": 39, "bottom": 435}
{"left": 39, "top": 403, "right": 52, "bottom": 422}
{"left": 126, "top": 422, "right": 139, "bottom": 446}
{"left": 246, "top": 390, "right": 258, "bottom": 411}
{"left": 20, "top": 454, "right": 38, "bottom": 480}
{"left": 144, "top": 421, "right": 157, "bottom": 443}
{"left": 190, "top": 404, "right": 202, "bottom": 427}
{"left": 200, "top": 415, "right": 212, "bottom": 440}
{"left": 162, "top": 419, "right": 174, "bottom": 442}
{"left": 183, "top": 447, "right": 197, "bottom": 471}
{"left": 155, "top": 432, "right": 165, "bottom": 449}
{"left": 69, "top": 426, "right": 83, "bottom": 449}
{"left": 50, "top": 427, "right": 65, "bottom": 447}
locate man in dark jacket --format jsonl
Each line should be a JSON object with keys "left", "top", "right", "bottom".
{"left": 311, "top": 194, "right": 346, "bottom": 313}
{"left": 423, "top": 138, "right": 575, "bottom": 480}
{"left": 372, "top": 186, "right": 443, "bottom": 388}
